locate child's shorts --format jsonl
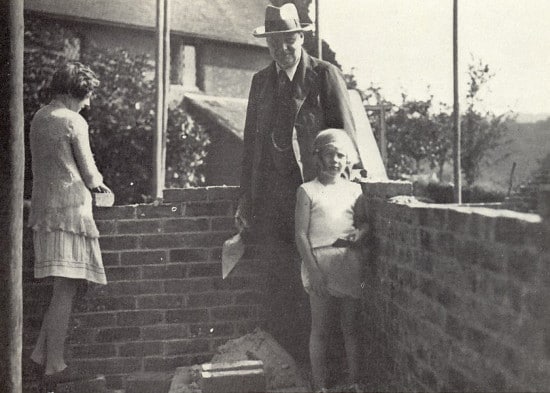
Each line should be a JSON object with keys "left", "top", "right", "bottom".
{"left": 301, "top": 246, "right": 362, "bottom": 299}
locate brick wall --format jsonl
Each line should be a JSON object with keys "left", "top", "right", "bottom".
{"left": 22, "top": 183, "right": 550, "bottom": 392}
{"left": 23, "top": 186, "right": 267, "bottom": 390}
{"left": 360, "top": 180, "right": 550, "bottom": 392}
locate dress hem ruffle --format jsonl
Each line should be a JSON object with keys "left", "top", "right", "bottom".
{"left": 33, "top": 229, "right": 106, "bottom": 285}
{"left": 29, "top": 213, "right": 100, "bottom": 238}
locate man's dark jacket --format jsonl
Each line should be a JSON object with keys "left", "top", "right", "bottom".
{"left": 239, "top": 49, "right": 359, "bottom": 223}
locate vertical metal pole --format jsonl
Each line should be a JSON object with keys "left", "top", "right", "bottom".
{"left": 315, "top": 0, "right": 322, "bottom": 59}
{"left": 153, "top": 0, "right": 165, "bottom": 199}
{"left": 0, "top": 0, "right": 25, "bottom": 392}
{"left": 161, "top": 0, "right": 170, "bottom": 186}
{"left": 453, "top": 0, "right": 462, "bottom": 203}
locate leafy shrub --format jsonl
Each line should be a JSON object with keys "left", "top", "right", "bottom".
{"left": 413, "top": 180, "right": 505, "bottom": 204}
{"left": 23, "top": 15, "right": 77, "bottom": 198}
{"left": 23, "top": 15, "right": 208, "bottom": 204}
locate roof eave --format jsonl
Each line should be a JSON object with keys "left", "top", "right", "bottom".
{"left": 25, "top": 9, "right": 267, "bottom": 49}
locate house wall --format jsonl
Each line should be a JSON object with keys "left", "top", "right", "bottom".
{"left": 78, "top": 22, "right": 157, "bottom": 56}
{"left": 200, "top": 43, "right": 271, "bottom": 98}
{"left": 27, "top": 13, "right": 270, "bottom": 98}
{"left": 22, "top": 183, "right": 549, "bottom": 391}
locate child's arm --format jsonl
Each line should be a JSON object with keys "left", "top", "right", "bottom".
{"left": 295, "top": 187, "right": 328, "bottom": 296}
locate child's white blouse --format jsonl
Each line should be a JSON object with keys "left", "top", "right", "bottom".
{"left": 298, "top": 178, "right": 363, "bottom": 248}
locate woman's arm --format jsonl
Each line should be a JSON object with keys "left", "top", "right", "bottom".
{"left": 295, "top": 187, "right": 327, "bottom": 296}
{"left": 69, "top": 115, "right": 105, "bottom": 190}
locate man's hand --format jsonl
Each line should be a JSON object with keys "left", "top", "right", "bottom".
{"left": 234, "top": 198, "right": 251, "bottom": 232}
{"left": 344, "top": 224, "right": 369, "bottom": 246}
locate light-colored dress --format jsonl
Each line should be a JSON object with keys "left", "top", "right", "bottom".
{"left": 298, "top": 178, "right": 364, "bottom": 299}
{"left": 29, "top": 100, "right": 107, "bottom": 285}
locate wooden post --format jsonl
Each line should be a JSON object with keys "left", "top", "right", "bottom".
{"left": 153, "top": 0, "right": 166, "bottom": 199}
{"left": 0, "top": 0, "right": 25, "bottom": 392}
{"left": 364, "top": 104, "right": 392, "bottom": 168}
{"left": 315, "top": 0, "right": 322, "bottom": 59}
{"left": 452, "top": 0, "right": 462, "bottom": 203}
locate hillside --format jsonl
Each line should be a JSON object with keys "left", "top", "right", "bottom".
{"left": 476, "top": 117, "right": 550, "bottom": 191}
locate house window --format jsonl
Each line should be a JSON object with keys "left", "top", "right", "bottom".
{"left": 171, "top": 42, "right": 198, "bottom": 90}
{"left": 63, "top": 37, "right": 81, "bottom": 60}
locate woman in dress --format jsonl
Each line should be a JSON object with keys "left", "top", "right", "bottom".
{"left": 28, "top": 62, "right": 111, "bottom": 392}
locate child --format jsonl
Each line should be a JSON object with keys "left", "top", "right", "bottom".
{"left": 295, "top": 128, "right": 367, "bottom": 392}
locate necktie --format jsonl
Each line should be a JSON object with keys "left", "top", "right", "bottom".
{"left": 277, "top": 70, "right": 290, "bottom": 98}
{"left": 272, "top": 70, "right": 293, "bottom": 151}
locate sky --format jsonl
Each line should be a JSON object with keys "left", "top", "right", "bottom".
{"left": 315, "top": 0, "right": 550, "bottom": 115}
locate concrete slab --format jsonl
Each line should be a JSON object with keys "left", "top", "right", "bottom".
{"left": 201, "top": 368, "right": 265, "bottom": 393}
{"left": 210, "top": 328, "right": 311, "bottom": 391}
{"left": 201, "top": 360, "right": 264, "bottom": 372}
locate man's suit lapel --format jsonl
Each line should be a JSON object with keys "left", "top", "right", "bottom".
{"left": 292, "top": 50, "right": 316, "bottom": 124}
{"left": 257, "top": 63, "right": 278, "bottom": 138}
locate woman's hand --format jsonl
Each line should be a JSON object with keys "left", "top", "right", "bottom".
{"left": 92, "top": 183, "right": 112, "bottom": 193}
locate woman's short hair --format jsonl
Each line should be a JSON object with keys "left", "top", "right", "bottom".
{"left": 48, "top": 62, "right": 100, "bottom": 100}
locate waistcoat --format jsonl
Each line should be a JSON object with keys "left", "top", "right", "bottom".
{"left": 265, "top": 70, "right": 298, "bottom": 174}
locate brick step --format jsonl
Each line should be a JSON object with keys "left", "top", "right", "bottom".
{"left": 125, "top": 372, "right": 173, "bottom": 393}
{"left": 55, "top": 375, "right": 108, "bottom": 393}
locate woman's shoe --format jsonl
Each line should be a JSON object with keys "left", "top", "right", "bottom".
{"left": 41, "top": 366, "right": 86, "bottom": 390}
{"left": 29, "top": 359, "right": 45, "bottom": 381}
{"left": 39, "top": 378, "right": 56, "bottom": 393}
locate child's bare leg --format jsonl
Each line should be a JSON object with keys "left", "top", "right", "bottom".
{"left": 341, "top": 297, "right": 361, "bottom": 384}
{"left": 309, "top": 293, "right": 333, "bottom": 391}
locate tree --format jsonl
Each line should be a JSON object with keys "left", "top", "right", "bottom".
{"left": 361, "top": 84, "right": 452, "bottom": 181}
{"left": 80, "top": 45, "right": 209, "bottom": 203}
{"left": 460, "top": 59, "right": 512, "bottom": 185}
{"left": 431, "top": 109, "right": 453, "bottom": 181}
{"left": 356, "top": 59, "right": 512, "bottom": 185}
{"left": 384, "top": 95, "right": 452, "bottom": 180}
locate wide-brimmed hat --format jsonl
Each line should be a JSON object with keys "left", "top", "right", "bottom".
{"left": 253, "top": 3, "right": 313, "bottom": 37}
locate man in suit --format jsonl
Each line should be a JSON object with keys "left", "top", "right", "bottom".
{"left": 236, "top": 3, "right": 362, "bottom": 361}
